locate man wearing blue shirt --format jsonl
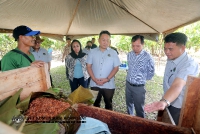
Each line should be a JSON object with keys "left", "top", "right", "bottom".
{"left": 86, "top": 30, "right": 121, "bottom": 110}
{"left": 145, "top": 32, "right": 199, "bottom": 125}
{"left": 126, "top": 35, "right": 155, "bottom": 118}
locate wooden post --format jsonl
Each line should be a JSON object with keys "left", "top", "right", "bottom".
{"left": 178, "top": 76, "right": 200, "bottom": 134}
{"left": 0, "top": 63, "right": 51, "bottom": 101}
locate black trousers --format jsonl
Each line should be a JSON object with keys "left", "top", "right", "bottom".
{"left": 168, "top": 105, "right": 181, "bottom": 125}
{"left": 91, "top": 87, "right": 115, "bottom": 110}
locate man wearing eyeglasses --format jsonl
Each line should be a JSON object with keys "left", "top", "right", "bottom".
{"left": 126, "top": 35, "right": 155, "bottom": 118}
{"left": 145, "top": 32, "right": 199, "bottom": 125}
{"left": 1, "top": 25, "right": 44, "bottom": 71}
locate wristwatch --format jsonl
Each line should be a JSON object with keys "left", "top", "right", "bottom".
{"left": 160, "top": 98, "right": 170, "bottom": 107}
{"left": 107, "top": 77, "right": 110, "bottom": 82}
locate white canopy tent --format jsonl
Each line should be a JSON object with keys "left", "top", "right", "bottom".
{"left": 0, "top": 0, "right": 200, "bottom": 41}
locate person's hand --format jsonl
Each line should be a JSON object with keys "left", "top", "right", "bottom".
{"left": 144, "top": 101, "right": 167, "bottom": 113}
{"left": 30, "top": 61, "right": 44, "bottom": 68}
{"left": 99, "top": 78, "right": 109, "bottom": 84}
{"left": 93, "top": 78, "right": 103, "bottom": 86}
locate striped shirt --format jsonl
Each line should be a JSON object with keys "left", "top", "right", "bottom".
{"left": 126, "top": 50, "right": 155, "bottom": 85}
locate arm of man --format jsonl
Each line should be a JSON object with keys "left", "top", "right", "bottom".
{"left": 87, "top": 63, "right": 102, "bottom": 85}
{"left": 144, "top": 78, "right": 185, "bottom": 112}
{"left": 146, "top": 57, "right": 155, "bottom": 80}
{"left": 145, "top": 60, "right": 199, "bottom": 113}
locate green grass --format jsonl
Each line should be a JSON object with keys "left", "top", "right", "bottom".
{"left": 50, "top": 66, "right": 71, "bottom": 94}
{"left": 51, "top": 66, "right": 163, "bottom": 120}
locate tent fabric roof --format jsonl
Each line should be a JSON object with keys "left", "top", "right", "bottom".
{"left": 0, "top": 0, "right": 200, "bottom": 41}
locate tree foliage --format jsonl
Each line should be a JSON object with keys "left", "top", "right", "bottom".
{"left": 0, "top": 34, "right": 17, "bottom": 57}
{"left": 176, "top": 21, "right": 200, "bottom": 51}
{"left": 0, "top": 20, "right": 200, "bottom": 58}
{"left": 40, "top": 37, "right": 65, "bottom": 51}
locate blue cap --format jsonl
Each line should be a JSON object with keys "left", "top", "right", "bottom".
{"left": 13, "top": 25, "right": 40, "bottom": 41}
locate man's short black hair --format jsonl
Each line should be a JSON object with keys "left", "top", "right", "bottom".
{"left": 131, "top": 35, "right": 144, "bottom": 44}
{"left": 99, "top": 30, "right": 111, "bottom": 38}
{"left": 164, "top": 32, "right": 187, "bottom": 46}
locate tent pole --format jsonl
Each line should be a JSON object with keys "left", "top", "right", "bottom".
{"left": 65, "top": 0, "right": 81, "bottom": 36}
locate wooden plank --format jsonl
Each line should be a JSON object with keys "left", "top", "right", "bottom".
{"left": 0, "top": 63, "right": 51, "bottom": 101}
{"left": 178, "top": 76, "right": 200, "bottom": 134}
{"left": 76, "top": 104, "right": 192, "bottom": 134}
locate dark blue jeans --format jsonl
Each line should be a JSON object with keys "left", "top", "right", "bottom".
{"left": 69, "top": 77, "right": 88, "bottom": 92}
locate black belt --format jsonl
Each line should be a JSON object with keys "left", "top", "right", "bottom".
{"left": 127, "top": 81, "right": 144, "bottom": 87}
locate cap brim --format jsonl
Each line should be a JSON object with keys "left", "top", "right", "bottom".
{"left": 25, "top": 31, "right": 40, "bottom": 36}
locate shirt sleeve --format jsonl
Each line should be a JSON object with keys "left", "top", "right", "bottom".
{"left": 113, "top": 50, "right": 121, "bottom": 67}
{"left": 146, "top": 56, "right": 155, "bottom": 80}
{"left": 65, "top": 55, "right": 70, "bottom": 68}
{"left": 176, "top": 62, "right": 199, "bottom": 81}
{"left": 86, "top": 50, "right": 93, "bottom": 65}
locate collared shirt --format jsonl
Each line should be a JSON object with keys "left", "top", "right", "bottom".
{"left": 86, "top": 47, "right": 121, "bottom": 89}
{"left": 163, "top": 52, "right": 199, "bottom": 108}
{"left": 126, "top": 50, "right": 155, "bottom": 85}
{"left": 30, "top": 47, "right": 51, "bottom": 63}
